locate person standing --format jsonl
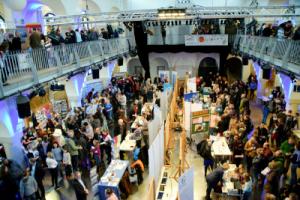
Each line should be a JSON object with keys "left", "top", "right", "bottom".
{"left": 205, "top": 163, "right": 229, "bottom": 200}
{"left": 29, "top": 157, "right": 45, "bottom": 200}
{"left": 72, "top": 171, "right": 89, "bottom": 200}
{"left": 65, "top": 131, "right": 82, "bottom": 171}
{"left": 10, "top": 32, "right": 22, "bottom": 52}
{"left": 29, "top": 28, "right": 42, "bottom": 49}
{"left": 46, "top": 152, "right": 59, "bottom": 189}
{"left": 75, "top": 29, "right": 82, "bottom": 43}
{"left": 62, "top": 146, "right": 72, "bottom": 178}
{"left": 19, "top": 168, "right": 38, "bottom": 200}
{"left": 51, "top": 142, "right": 63, "bottom": 177}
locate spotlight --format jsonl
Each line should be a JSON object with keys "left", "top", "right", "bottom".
{"left": 38, "top": 87, "right": 46, "bottom": 97}
{"left": 167, "top": 21, "right": 170, "bottom": 26}
{"left": 186, "top": 20, "right": 188, "bottom": 25}
{"left": 179, "top": 20, "right": 181, "bottom": 25}
{"left": 171, "top": 21, "right": 174, "bottom": 26}
{"left": 175, "top": 21, "right": 178, "bottom": 25}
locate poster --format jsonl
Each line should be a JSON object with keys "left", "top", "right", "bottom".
{"left": 187, "top": 77, "right": 197, "bottom": 92}
{"left": 178, "top": 167, "right": 194, "bottom": 200}
{"left": 184, "top": 92, "right": 198, "bottom": 102}
{"left": 185, "top": 34, "right": 228, "bottom": 46}
{"left": 159, "top": 70, "right": 170, "bottom": 83}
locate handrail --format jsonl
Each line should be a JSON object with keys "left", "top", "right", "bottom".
{"left": 0, "top": 37, "right": 136, "bottom": 99}
{"left": 234, "top": 35, "right": 300, "bottom": 76}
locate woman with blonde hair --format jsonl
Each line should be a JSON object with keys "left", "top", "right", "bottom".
{"left": 46, "top": 152, "right": 59, "bottom": 189}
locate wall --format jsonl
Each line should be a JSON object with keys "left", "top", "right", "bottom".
{"left": 0, "top": 96, "right": 25, "bottom": 166}
{"left": 149, "top": 52, "right": 220, "bottom": 79}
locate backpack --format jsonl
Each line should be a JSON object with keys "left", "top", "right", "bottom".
{"left": 197, "top": 140, "right": 208, "bottom": 158}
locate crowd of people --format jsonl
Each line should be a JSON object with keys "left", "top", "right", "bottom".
{"left": 193, "top": 73, "right": 299, "bottom": 200}
{"left": 0, "top": 73, "right": 167, "bottom": 200}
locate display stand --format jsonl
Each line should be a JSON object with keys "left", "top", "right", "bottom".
{"left": 172, "top": 130, "right": 189, "bottom": 181}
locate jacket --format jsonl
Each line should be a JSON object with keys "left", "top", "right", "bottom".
{"left": 72, "top": 179, "right": 88, "bottom": 200}
{"left": 206, "top": 167, "right": 224, "bottom": 186}
{"left": 19, "top": 176, "right": 37, "bottom": 198}
{"left": 65, "top": 138, "right": 80, "bottom": 156}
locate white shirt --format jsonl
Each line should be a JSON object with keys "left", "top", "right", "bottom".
{"left": 46, "top": 157, "right": 58, "bottom": 169}
{"left": 63, "top": 152, "right": 72, "bottom": 165}
{"left": 84, "top": 124, "right": 94, "bottom": 140}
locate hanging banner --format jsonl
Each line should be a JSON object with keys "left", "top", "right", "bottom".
{"left": 178, "top": 167, "right": 194, "bottom": 200}
{"left": 171, "top": 71, "right": 177, "bottom": 86}
{"left": 185, "top": 34, "right": 228, "bottom": 46}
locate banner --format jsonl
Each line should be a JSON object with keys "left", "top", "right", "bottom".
{"left": 185, "top": 34, "right": 228, "bottom": 46}
{"left": 178, "top": 167, "right": 194, "bottom": 200}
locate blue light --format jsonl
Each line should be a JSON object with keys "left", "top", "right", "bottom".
{"left": 28, "top": 3, "right": 43, "bottom": 10}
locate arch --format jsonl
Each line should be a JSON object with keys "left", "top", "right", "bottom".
{"left": 40, "top": 0, "right": 67, "bottom": 15}
{"left": 150, "top": 57, "right": 169, "bottom": 80}
{"left": 127, "top": 58, "right": 144, "bottom": 76}
{"left": 198, "top": 57, "right": 218, "bottom": 78}
{"left": 110, "top": 6, "right": 120, "bottom": 12}
{"left": 80, "top": 0, "right": 101, "bottom": 13}
{"left": 225, "top": 57, "right": 243, "bottom": 82}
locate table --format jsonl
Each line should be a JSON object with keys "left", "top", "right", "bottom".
{"left": 98, "top": 160, "right": 129, "bottom": 200}
{"left": 155, "top": 166, "right": 178, "bottom": 200}
{"left": 131, "top": 116, "right": 144, "bottom": 129}
{"left": 210, "top": 136, "right": 232, "bottom": 157}
{"left": 119, "top": 134, "right": 136, "bottom": 161}
{"left": 221, "top": 164, "right": 243, "bottom": 199}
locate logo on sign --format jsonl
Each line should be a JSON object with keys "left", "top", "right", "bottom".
{"left": 198, "top": 36, "right": 205, "bottom": 43}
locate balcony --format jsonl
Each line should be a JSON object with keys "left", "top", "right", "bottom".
{"left": 234, "top": 35, "right": 300, "bottom": 76}
{"left": 0, "top": 37, "right": 135, "bottom": 99}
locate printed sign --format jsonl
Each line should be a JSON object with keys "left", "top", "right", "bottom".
{"left": 185, "top": 34, "right": 228, "bottom": 46}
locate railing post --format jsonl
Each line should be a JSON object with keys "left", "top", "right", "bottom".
{"left": 53, "top": 48, "right": 63, "bottom": 75}
{"left": 282, "top": 39, "right": 293, "bottom": 66}
{"left": 87, "top": 42, "right": 94, "bottom": 63}
{"left": 107, "top": 40, "right": 113, "bottom": 56}
{"left": 0, "top": 74, "right": 5, "bottom": 98}
{"left": 30, "top": 51, "right": 39, "bottom": 84}
{"left": 269, "top": 38, "right": 278, "bottom": 58}
{"left": 260, "top": 37, "right": 268, "bottom": 56}
{"left": 98, "top": 41, "right": 104, "bottom": 57}
{"left": 73, "top": 45, "right": 81, "bottom": 69}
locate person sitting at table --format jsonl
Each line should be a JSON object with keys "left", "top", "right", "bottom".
{"left": 131, "top": 156, "right": 144, "bottom": 185}
{"left": 205, "top": 162, "right": 229, "bottom": 200}
{"left": 242, "top": 173, "right": 252, "bottom": 200}
{"left": 105, "top": 188, "right": 119, "bottom": 200}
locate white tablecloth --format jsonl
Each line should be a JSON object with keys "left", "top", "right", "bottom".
{"left": 210, "top": 136, "right": 232, "bottom": 156}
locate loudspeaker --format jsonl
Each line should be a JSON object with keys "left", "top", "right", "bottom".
{"left": 118, "top": 57, "right": 123, "bottom": 66}
{"left": 242, "top": 56, "right": 248, "bottom": 65}
{"left": 262, "top": 68, "right": 271, "bottom": 79}
{"left": 92, "top": 69, "right": 99, "bottom": 79}
{"left": 50, "top": 84, "right": 65, "bottom": 91}
{"left": 16, "top": 95, "right": 31, "bottom": 119}
{"left": 38, "top": 88, "right": 46, "bottom": 97}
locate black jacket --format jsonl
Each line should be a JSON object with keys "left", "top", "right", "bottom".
{"left": 72, "top": 179, "right": 88, "bottom": 200}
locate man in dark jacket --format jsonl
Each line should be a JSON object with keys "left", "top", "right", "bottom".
{"left": 205, "top": 163, "right": 229, "bottom": 200}
{"left": 29, "top": 157, "right": 45, "bottom": 200}
{"left": 72, "top": 171, "right": 89, "bottom": 200}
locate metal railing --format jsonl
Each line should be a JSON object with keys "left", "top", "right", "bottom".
{"left": 0, "top": 37, "right": 135, "bottom": 98}
{"left": 234, "top": 35, "right": 300, "bottom": 76}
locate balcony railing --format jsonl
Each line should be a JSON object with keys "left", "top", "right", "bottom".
{"left": 234, "top": 35, "right": 300, "bottom": 75}
{"left": 0, "top": 37, "right": 135, "bottom": 99}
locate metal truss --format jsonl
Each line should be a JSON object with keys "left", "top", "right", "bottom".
{"left": 44, "top": 5, "right": 300, "bottom": 26}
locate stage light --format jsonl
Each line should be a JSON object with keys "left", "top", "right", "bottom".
{"left": 171, "top": 21, "right": 174, "bottom": 26}
{"left": 186, "top": 20, "right": 188, "bottom": 25}
{"left": 167, "top": 21, "right": 170, "bottom": 26}
{"left": 179, "top": 21, "right": 181, "bottom": 25}
{"left": 175, "top": 21, "right": 178, "bottom": 25}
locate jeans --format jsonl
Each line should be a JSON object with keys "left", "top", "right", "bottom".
{"left": 262, "top": 106, "right": 269, "bottom": 124}
{"left": 49, "top": 168, "right": 58, "bottom": 187}
{"left": 290, "top": 163, "right": 299, "bottom": 186}
{"left": 24, "top": 193, "right": 36, "bottom": 200}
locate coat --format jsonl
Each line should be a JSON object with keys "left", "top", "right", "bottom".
{"left": 72, "top": 179, "right": 88, "bottom": 200}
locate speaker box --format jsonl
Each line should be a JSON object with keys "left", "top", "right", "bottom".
{"left": 16, "top": 95, "right": 31, "bottom": 119}
{"left": 242, "top": 56, "right": 248, "bottom": 65}
{"left": 92, "top": 69, "right": 99, "bottom": 79}
{"left": 50, "top": 84, "right": 65, "bottom": 91}
{"left": 118, "top": 57, "right": 123, "bottom": 66}
{"left": 262, "top": 68, "right": 271, "bottom": 79}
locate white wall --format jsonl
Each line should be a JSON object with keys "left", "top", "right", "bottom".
{"left": 149, "top": 52, "right": 220, "bottom": 79}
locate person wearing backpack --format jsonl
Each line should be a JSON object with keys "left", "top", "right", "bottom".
{"left": 197, "top": 135, "right": 214, "bottom": 176}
